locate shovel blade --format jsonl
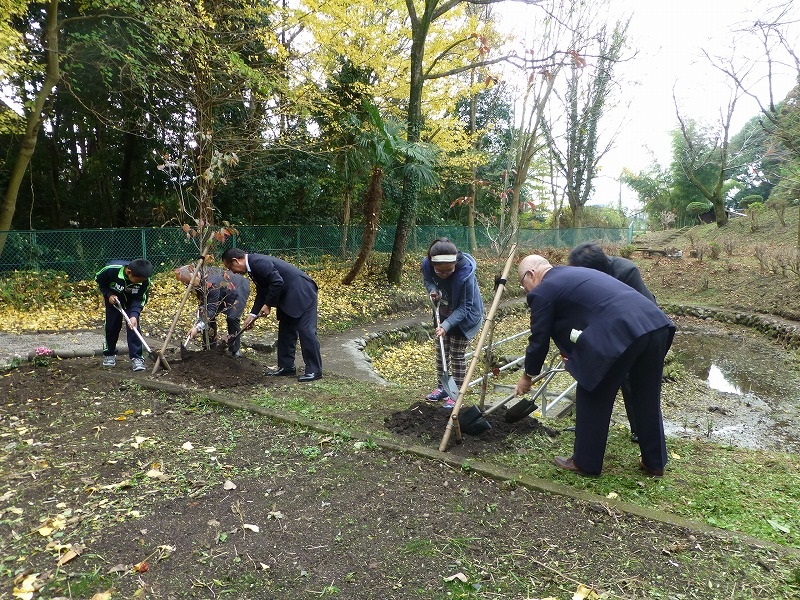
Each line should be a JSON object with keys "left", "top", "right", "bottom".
{"left": 504, "top": 398, "right": 538, "bottom": 423}
{"left": 440, "top": 375, "right": 459, "bottom": 401}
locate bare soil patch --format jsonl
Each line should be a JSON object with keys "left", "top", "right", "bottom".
{"left": 153, "top": 349, "right": 267, "bottom": 389}
{"left": 385, "top": 401, "right": 561, "bottom": 457}
{"left": 3, "top": 356, "right": 800, "bottom": 599}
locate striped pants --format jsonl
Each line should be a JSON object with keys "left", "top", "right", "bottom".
{"left": 435, "top": 333, "right": 469, "bottom": 388}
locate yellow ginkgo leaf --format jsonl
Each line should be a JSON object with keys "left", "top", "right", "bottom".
{"left": 12, "top": 572, "right": 43, "bottom": 600}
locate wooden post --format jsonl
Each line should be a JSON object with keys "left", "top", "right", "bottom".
{"left": 439, "top": 244, "right": 517, "bottom": 452}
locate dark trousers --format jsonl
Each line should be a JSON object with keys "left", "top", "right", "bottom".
{"left": 620, "top": 376, "right": 637, "bottom": 436}
{"left": 573, "top": 326, "right": 671, "bottom": 475}
{"left": 208, "top": 317, "right": 242, "bottom": 354}
{"left": 276, "top": 298, "right": 322, "bottom": 374}
{"left": 103, "top": 304, "right": 143, "bottom": 359}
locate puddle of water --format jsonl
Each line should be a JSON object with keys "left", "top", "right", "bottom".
{"left": 706, "top": 364, "right": 742, "bottom": 395}
{"left": 666, "top": 322, "right": 800, "bottom": 454}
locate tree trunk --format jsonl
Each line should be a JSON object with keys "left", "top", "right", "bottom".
{"left": 339, "top": 187, "right": 352, "bottom": 258}
{"left": 0, "top": 0, "right": 60, "bottom": 253}
{"left": 342, "top": 168, "right": 383, "bottom": 285}
{"left": 118, "top": 130, "right": 139, "bottom": 227}
{"left": 467, "top": 79, "right": 478, "bottom": 253}
{"left": 47, "top": 134, "right": 63, "bottom": 228}
{"left": 388, "top": 7, "right": 430, "bottom": 284}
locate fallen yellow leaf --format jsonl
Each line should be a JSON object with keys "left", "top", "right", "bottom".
{"left": 12, "top": 572, "right": 41, "bottom": 600}
{"left": 57, "top": 544, "right": 83, "bottom": 566}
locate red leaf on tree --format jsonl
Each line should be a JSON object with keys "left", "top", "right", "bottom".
{"left": 450, "top": 196, "right": 472, "bottom": 207}
{"left": 569, "top": 50, "right": 587, "bottom": 67}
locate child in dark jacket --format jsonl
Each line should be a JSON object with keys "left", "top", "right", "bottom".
{"left": 95, "top": 258, "right": 153, "bottom": 371}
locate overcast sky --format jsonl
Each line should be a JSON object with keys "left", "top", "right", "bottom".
{"left": 500, "top": 0, "right": 799, "bottom": 211}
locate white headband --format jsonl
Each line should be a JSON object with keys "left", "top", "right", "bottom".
{"left": 431, "top": 254, "right": 457, "bottom": 263}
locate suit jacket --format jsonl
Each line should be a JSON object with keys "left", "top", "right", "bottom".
{"left": 246, "top": 254, "right": 318, "bottom": 319}
{"left": 607, "top": 256, "right": 656, "bottom": 303}
{"left": 524, "top": 266, "right": 674, "bottom": 391}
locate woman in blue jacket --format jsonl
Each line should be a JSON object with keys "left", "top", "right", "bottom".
{"left": 421, "top": 238, "right": 484, "bottom": 407}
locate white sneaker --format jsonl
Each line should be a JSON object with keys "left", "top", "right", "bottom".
{"left": 131, "top": 357, "right": 146, "bottom": 372}
{"left": 102, "top": 355, "right": 116, "bottom": 367}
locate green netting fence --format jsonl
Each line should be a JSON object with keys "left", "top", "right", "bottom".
{"left": 0, "top": 225, "right": 632, "bottom": 281}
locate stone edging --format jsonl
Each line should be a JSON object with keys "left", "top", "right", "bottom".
{"left": 662, "top": 303, "right": 800, "bottom": 349}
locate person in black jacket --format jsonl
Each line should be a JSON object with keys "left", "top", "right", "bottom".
{"left": 175, "top": 265, "right": 250, "bottom": 356}
{"left": 222, "top": 248, "right": 322, "bottom": 382}
{"left": 95, "top": 258, "right": 153, "bottom": 371}
{"left": 568, "top": 242, "right": 659, "bottom": 443}
{"left": 515, "top": 254, "right": 675, "bottom": 477}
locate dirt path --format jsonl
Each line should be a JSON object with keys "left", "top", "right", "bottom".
{"left": 0, "top": 310, "right": 436, "bottom": 379}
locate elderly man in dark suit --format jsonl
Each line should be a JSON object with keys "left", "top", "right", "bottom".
{"left": 514, "top": 254, "right": 675, "bottom": 477}
{"left": 175, "top": 265, "right": 251, "bottom": 356}
{"left": 222, "top": 248, "right": 322, "bottom": 382}
{"left": 568, "top": 242, "right": 658, "bottom": 442}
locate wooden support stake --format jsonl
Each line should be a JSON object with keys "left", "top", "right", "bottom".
{"left": 439, "top": 244, "right": 517, "bottom": 452}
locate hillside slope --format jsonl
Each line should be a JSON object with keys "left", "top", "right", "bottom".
{"left": 632, "top": 206, "right": 800, "bottom": 322}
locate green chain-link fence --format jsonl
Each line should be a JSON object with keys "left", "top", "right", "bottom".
{"left": 0, "top": 225, "right": 631, "bottom": 280}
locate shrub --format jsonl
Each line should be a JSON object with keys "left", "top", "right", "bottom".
{"left": 619, "top": 244, "right": 636, "bottom": 259}
{"left": 708, "top": 241, "right": 721, "bottom": 259}
{"left": 0, "top": 270, "right": 74, "bottom": 310}
{"left": 720, "top": 235, "right": 736, "bottom": 256}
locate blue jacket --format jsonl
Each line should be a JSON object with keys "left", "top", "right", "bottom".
{"left": 421, "top": 252, "right": 484, "bottom": 340}
{"left": 524, "top": 266, "right": 674, "bottom": 391}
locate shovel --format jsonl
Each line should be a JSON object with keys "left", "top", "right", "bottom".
{"left": 432, "top": 299, "right": 460, "bottom": 400}
{"left": 179, "top": 330, "right": 194, "bottom": 360}
{"left": 216, "top": 315, "right": 258, "bottom": 353}
{"left": 112, "top": 300, "right": 159, "bottom": 362}
{"left": 460, "top": 405, "right": 492, "bottom": 435}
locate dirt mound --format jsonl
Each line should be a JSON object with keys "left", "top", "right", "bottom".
{"left": 384, "top": 401, "right": 560, "bottom": 454}
{"left": 153, "top": 349, "right": 268, "bottom": 388}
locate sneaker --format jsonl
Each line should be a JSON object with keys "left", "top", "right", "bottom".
{"left": 131, "top": 357, "right": 146, "bottom": 372}
{"left": 442, "top": 398, "right": 456, "bottom": 409}
{"left": 102, "top": 355, "right": 116, "bottom": 367}
{"left": 426, "top": 387, "right": 448, "bottom": 402}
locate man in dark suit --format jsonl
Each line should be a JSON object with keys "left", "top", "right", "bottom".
{"left": 568, "top": 242, "right": 658, "bottom": 442}
{"left": 222, "top": 248, "right": 322, "bottom": 382}
{"left": 514, "top": 254, "right": 675, "bottom": 477}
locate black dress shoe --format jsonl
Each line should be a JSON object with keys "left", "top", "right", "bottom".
{"left": 638, "top": 459, "right": 664, "bottom": 477}
{"left": 553, "top": 455, "right": 598, "bottom": 477}
{"left": 297, "top": 372, "right": 322, "bottom": 382}
{"left": 265, "top": 366, "right": 296, "bottom": 376}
